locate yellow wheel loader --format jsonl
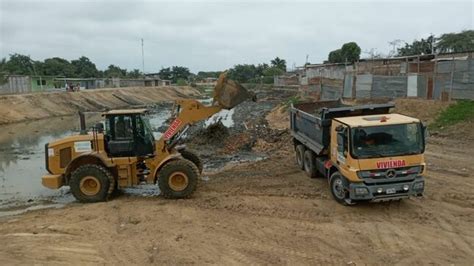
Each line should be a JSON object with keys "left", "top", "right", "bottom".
{"left": 42, "top": 73, "right": 254, "bottom": 203}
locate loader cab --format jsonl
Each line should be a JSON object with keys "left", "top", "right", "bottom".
{"left": 102, "top": 109, "right": 155, "bottom": 157}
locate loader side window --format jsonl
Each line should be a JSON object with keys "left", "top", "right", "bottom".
{"left": 105, "top": 115, "right": 135, "bottom": 157}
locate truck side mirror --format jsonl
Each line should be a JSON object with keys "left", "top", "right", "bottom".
{"left": 421, "top": 123, "right": 428, "bottom": 143}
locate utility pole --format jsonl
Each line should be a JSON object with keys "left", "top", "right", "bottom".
{"left": 141, "top": 38, "right": 145, "bottom": 74}
{"left": 430, "top": 33, "right": 435, "bottom": 54}
{"left": 388, "top": 39, "right": 403, "bottom": 57}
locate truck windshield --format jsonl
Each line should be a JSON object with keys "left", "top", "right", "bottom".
{"left": 351, "top": 123, "right": 423, "bottom": 158}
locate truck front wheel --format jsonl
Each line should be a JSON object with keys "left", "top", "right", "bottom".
{"left": 330, "top": 172, "right": 350, "bottom": 205}
{"left": 295, "top": 144, "right": 305, "bottom": 170}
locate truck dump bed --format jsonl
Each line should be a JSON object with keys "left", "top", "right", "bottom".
{"left": 290, "top": 100, "right": 394, "bottom": 155}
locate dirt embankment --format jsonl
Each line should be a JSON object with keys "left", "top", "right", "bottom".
{"left": 0, "top": 86, "right": 201, "bottom": 125}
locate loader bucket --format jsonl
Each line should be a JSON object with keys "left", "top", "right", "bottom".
{"left": 213, "top": 72, "right": 255, "bottom": 109}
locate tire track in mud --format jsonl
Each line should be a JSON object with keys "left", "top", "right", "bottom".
{"left": 433, "top": 214, "right": 474, "bottom": 257}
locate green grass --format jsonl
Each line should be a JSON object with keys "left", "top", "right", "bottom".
{"left": 281, "top": 95, "right": 301, "bottom": 111}
{"left": 430, "top": 100, "right": 474, "bottom": 129}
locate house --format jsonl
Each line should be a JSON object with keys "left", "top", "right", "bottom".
{"left": 144, "top": 73, "right": 171, "bottom": 86}
{"left": 297, "top": 51, "right": 474, "bottom": 100}
{"left": 31, "top": 76, "right": 58, "bottom": 91}
{"left": 55, "top": 78, "right": 98, "bottom": 90}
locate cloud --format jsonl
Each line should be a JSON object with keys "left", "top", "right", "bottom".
{"left": 1, "top": 0, "right": 472, "bottom": 72}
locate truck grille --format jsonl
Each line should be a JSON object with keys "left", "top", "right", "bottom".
{"left": 358, "top": 166, "right": 423, "bottom": 185}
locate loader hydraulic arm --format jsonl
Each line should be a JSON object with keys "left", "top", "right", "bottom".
{"left": 157, "top": 99, "right": 222, "bottom": 151}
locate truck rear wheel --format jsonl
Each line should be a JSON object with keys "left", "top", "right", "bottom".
{"left": 179, "top": 149, "right": 203, "bottom": 174}
{"left": 295, "top": 144, "right": 305, "bottom": 170}
{"left": 69, "top": 164, "right": 115, "bottom": 203}
{"left": 158, "top": 159, "right": 199, "bottom": 199}
{"left": 303, "top": 150, "right": 318, "bottom": 178}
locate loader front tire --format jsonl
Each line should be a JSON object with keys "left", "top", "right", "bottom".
{"left": 158, "top": 159, "right": 199, "bottom": 199}
{"left": 69, "top": 164, "right": 114, "bottom": 203}
{"left": 179, "top": 149, "right": 203, "bottom": 174}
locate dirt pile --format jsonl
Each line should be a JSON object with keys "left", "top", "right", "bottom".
{"left": 190, "top": 121, "right": 230, "bottom": 146}
{"left": 221, "top": 117, "right": 289, "bottom": 154}
{"left": 266, "top": 104, "right": 290, "bottom": 130}
{"left": 0, "top": 86, "right": 201, "bottom": 125}
{"left": 393, "top": 98, "right": 451, "bottom": 124}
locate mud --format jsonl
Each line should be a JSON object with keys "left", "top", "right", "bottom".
{"left": 0, "top": 132, "right": 472, "bottom": 264}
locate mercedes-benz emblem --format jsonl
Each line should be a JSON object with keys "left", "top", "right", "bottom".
{"left": 386, "top": 169, "right": 397, "bottom": 178}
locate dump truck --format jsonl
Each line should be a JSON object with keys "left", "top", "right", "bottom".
{"left": 42, "top": 73, "right": 254, "bottom": 203}
{"left": 290, "top": 100, "right": 426, "bottom": 205}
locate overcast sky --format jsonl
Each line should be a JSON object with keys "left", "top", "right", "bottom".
{"left": 0, "top": 0, "right": 472, "bottom": 72}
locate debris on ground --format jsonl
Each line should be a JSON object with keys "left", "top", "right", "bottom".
{"left": 265, "top": 104, "right": 290, "bottom": 130}
{"left": 190, "top": 120, "right": 229, "bottom": 146}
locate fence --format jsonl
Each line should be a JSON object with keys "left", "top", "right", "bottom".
{"left": 0, "top": 75, "right": 31, "bottom": 94}
{"left": 297, "top": 52, "right": 474, "bottom": 101}
{"left": 0, "top": 76, "right": 171, "bottom": 95}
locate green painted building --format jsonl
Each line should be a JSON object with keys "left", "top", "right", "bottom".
{"left": 30, "top": 76, "right": 59, "bottom": 92}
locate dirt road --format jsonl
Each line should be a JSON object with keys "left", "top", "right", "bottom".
{"left": 0, "top": 132, "right": 473, "bottom": 264}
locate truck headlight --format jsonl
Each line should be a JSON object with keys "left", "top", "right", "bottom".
{"left": 403, "top": 185, "right": 409, "bottom": 191}
{"left": 413, "top": 182, "right": 424, "bottom": 190}
{"left": 355, "top": 187, "right": 369, "bottom": 195}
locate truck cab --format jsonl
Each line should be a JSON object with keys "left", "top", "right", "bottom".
{"left": 330, "top": 114, "right": 425, "bottom": 204}
{"left": 290, "top": 101, "right": 426, "bottom": 205}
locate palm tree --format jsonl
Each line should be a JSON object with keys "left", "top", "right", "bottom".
{"left": 271, "top": 57, "right": 287, "bottom": 71}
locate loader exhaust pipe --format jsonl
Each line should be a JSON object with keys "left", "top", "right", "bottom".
{"left": 79, "top": 111, "right": 87, "bottom": 135}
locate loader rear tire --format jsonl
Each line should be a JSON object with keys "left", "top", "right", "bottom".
{"left": 69, "top": 164, "right": 115, "bottom": 203}
{"left": 158, "top": 159, "right": 199, "bottom": 199}
{"left": 295, "top": 144, "right": 305, "bottom": 170}
{"left": 179, "top": 149, "right": 203, "bottom": 174}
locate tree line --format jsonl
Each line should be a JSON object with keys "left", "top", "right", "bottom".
{"left": 325, "top": 30, "right": 473, "bottom": 64}
{"left": 0, "top": 54, "right": 143, "bottom": 79}
{"left": 397, "top": 30, "right": 473, "bottom": 56}
{"left": 0, "top": 54, "right": 287, "bottom": 84}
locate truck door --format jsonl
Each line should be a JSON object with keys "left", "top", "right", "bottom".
{"left": 336, "top": 125, "right": 349, "bottom": 166}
